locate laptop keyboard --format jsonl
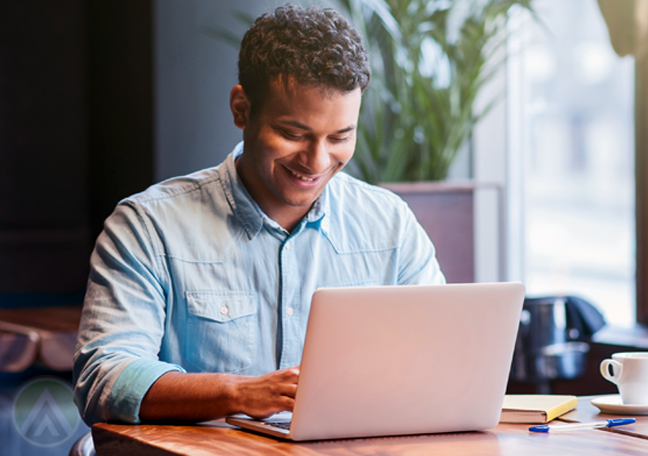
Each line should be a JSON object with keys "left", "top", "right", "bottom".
{"left": 267, "top": 421, "right": 291, "bottom": 430}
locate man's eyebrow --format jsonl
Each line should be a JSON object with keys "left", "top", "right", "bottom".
{"left": 334, "top": 125, "right": 356, "bottom": 134}
{"left": 277, "top": 119, "right": 357, "bottom": 134}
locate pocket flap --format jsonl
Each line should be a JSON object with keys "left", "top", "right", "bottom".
{"left": 186, "top": 290, "right": 256, "bottom": 323}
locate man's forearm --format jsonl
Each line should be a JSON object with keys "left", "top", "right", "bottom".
{"left": 139, "top": 367, "right": 299, "bottom": 422}
{"left": 139, "top": 371, "right": 239, "bottom": 422}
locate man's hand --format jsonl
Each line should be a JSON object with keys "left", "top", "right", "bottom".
{"left": 234, "top": 366, "right": 300, "bottom": 419}
{"left": 139, "top": 367, "right": 300, "bottom": 422}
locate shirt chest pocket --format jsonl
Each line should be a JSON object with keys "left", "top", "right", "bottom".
{"left": 184, "top": 290, "right": 258, "bottom": 374}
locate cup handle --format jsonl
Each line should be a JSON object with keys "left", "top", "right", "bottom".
{"left": 600, "top": 359, "right": 623, "bottom": 384}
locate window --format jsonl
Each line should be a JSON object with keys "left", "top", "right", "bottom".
{"left": 508, "top": 0, "right": 636, "bottom": 326}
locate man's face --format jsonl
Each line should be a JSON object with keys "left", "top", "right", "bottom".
{"left": 233, "top": 78, "right": 362, "bottom": 228}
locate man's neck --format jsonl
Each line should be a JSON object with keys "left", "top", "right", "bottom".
{"left": 234, "top": 155, "right": 311, "bottom": 233}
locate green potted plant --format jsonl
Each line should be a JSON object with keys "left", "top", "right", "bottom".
{"left": 336, "top": 0, "right": 534, "bottom": 183}
{"left": 333, "top": 0, "right": 533, "bottom": 283}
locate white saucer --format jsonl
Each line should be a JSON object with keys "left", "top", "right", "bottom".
{"left": 591, "top": 395, "right": 648, "bottom": 415}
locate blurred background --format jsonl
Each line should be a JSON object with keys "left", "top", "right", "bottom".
{"left": 513, "top": 0, "right": 635, "bottom": 328}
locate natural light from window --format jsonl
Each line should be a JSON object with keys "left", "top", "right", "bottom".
{"left": 514, "top": 0, "right": 635, "bottom": 327}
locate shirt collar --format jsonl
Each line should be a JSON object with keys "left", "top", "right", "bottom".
{"left": 304, "top": 181, "right": 329, "bottom": 235}
{"left": 220, "top": 142, "right": 329, "bottom": 239}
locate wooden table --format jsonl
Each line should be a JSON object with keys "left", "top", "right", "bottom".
{"left": 561, "top": 396, "right": 648, "bottom": 441}
{"left": 92, "top": 397, "right": 648, "bottom": 455}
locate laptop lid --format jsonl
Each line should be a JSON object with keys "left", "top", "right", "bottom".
{"left": 228, "top": 282, "right": 525, "bottom": 441}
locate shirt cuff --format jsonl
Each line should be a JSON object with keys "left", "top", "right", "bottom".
{"left": 108, "top": 358, "right": 186, "bottom": 424}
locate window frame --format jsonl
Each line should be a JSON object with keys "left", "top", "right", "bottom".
{"left": 636, "top": 54, "right": 648, "bottom": 324}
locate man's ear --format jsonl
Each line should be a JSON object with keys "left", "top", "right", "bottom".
{"left": 230, "top": 85, "right": 251, "bottom": 129}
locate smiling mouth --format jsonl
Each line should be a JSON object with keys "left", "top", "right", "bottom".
{"left": 286, "top": 166, "right": 319, "bottom": 182}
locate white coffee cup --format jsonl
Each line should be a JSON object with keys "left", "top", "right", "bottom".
{"left": 600, "top": 352, "right": 648, "bottom": 405}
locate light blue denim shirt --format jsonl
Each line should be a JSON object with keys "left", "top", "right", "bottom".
{"left": 73, "top": 142, "right": 445, "bottom": 425}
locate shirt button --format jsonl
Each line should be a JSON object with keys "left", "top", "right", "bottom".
{"left": 285, "top": 241, "right": 291, "bottom": 250}
{"left": 286, "top": 307, "right": 294, "bottom": 316}
{"left": 220, "top": 306, "right": 229, "bottom": 315}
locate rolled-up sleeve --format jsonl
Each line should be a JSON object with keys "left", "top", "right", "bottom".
{"left": 73, "top": 203, "right": 184, "bottom": 425}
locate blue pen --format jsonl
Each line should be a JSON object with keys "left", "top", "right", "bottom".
{"left": 529, "top": 418, "right": 636, "bottom": 433}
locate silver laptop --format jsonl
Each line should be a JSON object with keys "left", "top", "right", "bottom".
{"left": 226, "top": 282, "right": 525, "bottom": 441}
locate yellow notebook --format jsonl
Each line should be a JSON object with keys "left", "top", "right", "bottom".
{"left": 500, "top": 395, "right": 578, "bottom": 424}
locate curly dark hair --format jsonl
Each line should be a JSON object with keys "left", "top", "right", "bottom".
{"left": 238, "top": 4, "right": 371, "bottom": 115}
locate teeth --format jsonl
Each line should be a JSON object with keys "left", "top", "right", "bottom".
{"left": 288, "top": 168, "right": 316, "bottom": 182}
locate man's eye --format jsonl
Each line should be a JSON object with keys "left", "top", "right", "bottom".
{"left": 330, "top": 136, "right": 349, "bottom": 143}
{"left": 281, "top": 130, "right": 302, "bottom": 140}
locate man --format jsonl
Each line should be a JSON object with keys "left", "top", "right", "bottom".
{"left": 73, "top": 4, "right": 445, "bottom": 425}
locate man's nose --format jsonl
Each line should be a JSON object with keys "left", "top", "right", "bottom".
{"left": 302, "top": 139, "right": 330, "bottom": 173}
